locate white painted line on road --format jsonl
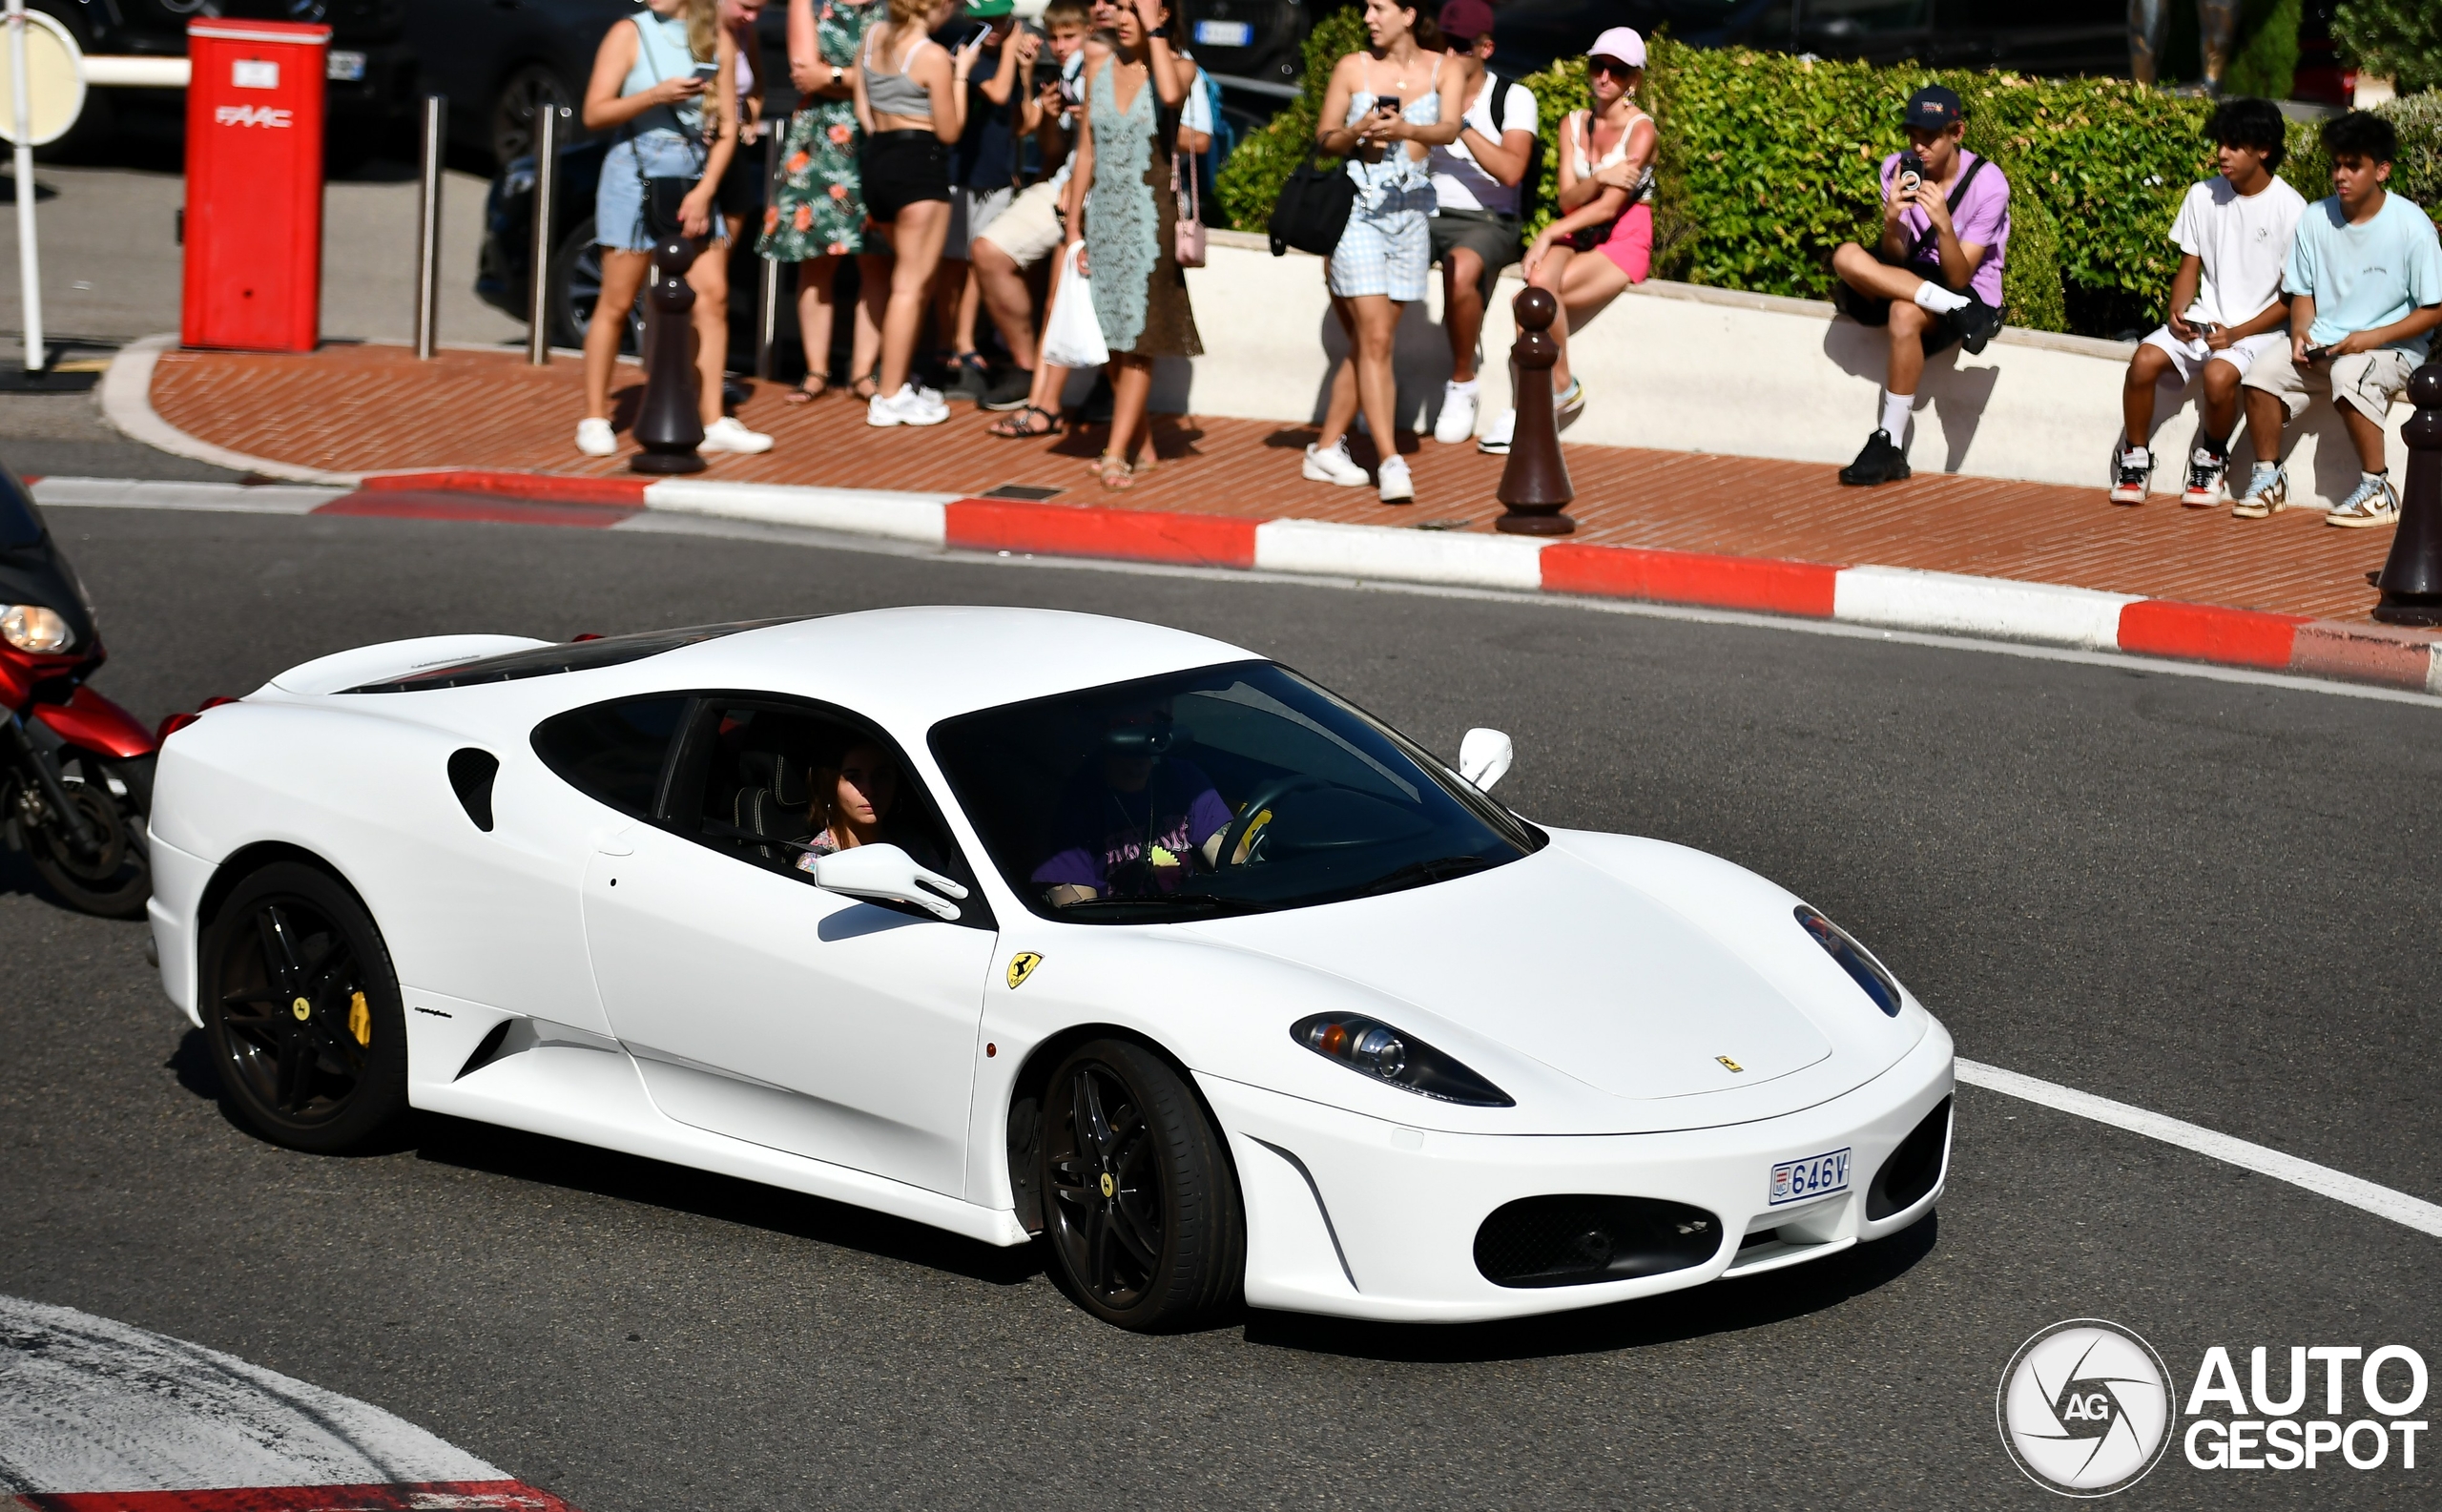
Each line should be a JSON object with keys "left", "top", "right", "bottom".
{"left": 1956, "top": 1058, "right": 2442, "bottom": 1239}
{"left": 32, "top": 477, "right": 350, "bottom": 513}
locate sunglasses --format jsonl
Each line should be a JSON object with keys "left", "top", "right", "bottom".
{"left": 1588, "top": 57, "right": 1638, "bottom": 78}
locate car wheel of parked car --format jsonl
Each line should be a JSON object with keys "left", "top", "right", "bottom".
{"left": 1039, "top": 1038, "right": 1244, "bottom": 1331}
{"left": 489, "top": 62, "right": 572, "bottom": 170}
{"left": 548, "top": 217, "right": 645, "bottom": 355}
{"left": 201, "top": 861, "right": 409, "bottom": 1154}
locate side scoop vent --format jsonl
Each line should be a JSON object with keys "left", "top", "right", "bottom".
{"left": 1866, "top": 1095, "right": 1953, "bottom": 1220}
{"left": 447, "top": 748, "right": 499, "bottom": 832}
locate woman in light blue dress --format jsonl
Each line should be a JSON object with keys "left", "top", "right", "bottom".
{"left": 1301, "top": 0, "right": 1463, "bottom": 504}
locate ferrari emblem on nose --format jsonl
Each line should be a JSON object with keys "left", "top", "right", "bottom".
{"left": 1099, "top": 1172, "right": 1114, "bottom": 1198}
{"left": 291, "top": 996, "right": 311, "bottom": 1021}
{"left": 1005, "top": 952, "right": 1044, "bottom": 989}
{"left": 1717, "top": 1056, "right": 1744, "bottom": 1072}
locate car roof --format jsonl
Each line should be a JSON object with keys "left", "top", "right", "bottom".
{"left": 589, "top": 606, "right": 1259, "bottom": 728}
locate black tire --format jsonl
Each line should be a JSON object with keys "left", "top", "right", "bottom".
{"left": 1039, "top": 1039, "right": 1244, "bottom": 1331}
{"left": 489, "top": 62, "right": 573, "bottom": 170}
{"left": 548, "top": 217, "right": 643, "bottom": 354}
{"left": 201, "top": 861, "right": 408, "bottom": 1153}
{"left": 23, "top": 755, "right": 150, "bottom": 919}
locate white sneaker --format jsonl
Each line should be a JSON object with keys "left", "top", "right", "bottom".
{"left": 1376, "top": 456, "right": 1414, "bottom": 504}
{"left": 2326, "top": 471, "right": 2400, "bottom": 528}
{"left": 1434, "top": 382, "right": 1480, "bottom": 445}
{"left": 867, "top": 383, "right": 949, "bottom": 427}
{"left": 1302, "top": 438, "right": 1370, "bottom": 487}
{"left": 575, "top": 417, "right": 617, "bottom": 457}
{"left": 1555, "top": 377, "right": 1587, "bottom": 428}
{"left": 1478, "top": 407, "right": 1517, "bottom": 455}
{"left": 700, "top": 415, "right": 775, "bottom": 454}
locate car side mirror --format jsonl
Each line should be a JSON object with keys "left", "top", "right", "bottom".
{"left": 1458, "top": 727, "right": 1513, "bottom": 792}
{"left": 806, "top": 842, "right": 969, "bottom": 921}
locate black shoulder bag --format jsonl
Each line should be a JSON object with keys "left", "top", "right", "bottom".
{"left": 1268, "top": 143, "right": 1356, "bottom": 258}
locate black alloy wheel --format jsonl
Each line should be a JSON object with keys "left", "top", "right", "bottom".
{"left": 20, "top": 756, "right": 149, "bottom": 918}
{"left": 1040, "top": 1039, "right": 1244, "bottom": 1331}
{"left": 201, "top": 861, "right": 408, "bottom": 1153}
{"left": 490, "top": 63, "right": 573, "bottom": 170}
{"left": 549, "top": 218, "right": 645, "bottom": 354}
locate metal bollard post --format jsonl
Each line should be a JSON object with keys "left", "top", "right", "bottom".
{"left": 2371, "top": 360, "right": 2442, "bottom": 626}
{"left": 412, "top": 93, "right": 445, "bottom": 361}
{"left": 755, "top": 124, "right": 781, "bottom": 381}
{"left": 630, "top": 236, "right": 706, "bottom": 474}
{"left": 527, "top": 104, "right": 566, "bottom": 365}
{"left": 1493, "top": 286, "right": 1577, "bottom": 535}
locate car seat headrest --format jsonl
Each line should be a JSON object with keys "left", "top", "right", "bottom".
{"left": 770, "top": 753, "right": 811, "bottom": 810}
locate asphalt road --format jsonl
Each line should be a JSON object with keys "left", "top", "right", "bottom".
{"left": 4, "top": 503, "right": 2438, "bottom": 1509}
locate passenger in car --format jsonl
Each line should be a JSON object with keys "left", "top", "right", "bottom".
{"left": 795, "top": 740, "right": 903, "bottom": 865}
{"left": 1034, "top": 707, "right": 1231, "bottom": 904}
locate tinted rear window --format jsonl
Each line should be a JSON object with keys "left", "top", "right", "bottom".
{"left": 532, "top": 697, "right": 690, "bottom": 818}
{"left": 344, "top": 619, "right": 806, "bottom": 694}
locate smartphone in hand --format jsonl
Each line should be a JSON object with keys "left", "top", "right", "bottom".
{"left": 1895, "top": 150, "right": 1925, "bottom": 197}
{"left": 691, "top": 60, "right": 719, "bottom": 81}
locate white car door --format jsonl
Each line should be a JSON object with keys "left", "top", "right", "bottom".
{"left": 574, "top": 696, "right": 996, "bottom": 1199}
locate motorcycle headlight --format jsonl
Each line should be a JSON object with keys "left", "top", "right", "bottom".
{"left": 1795, "top": 905, "right": 1903, "bottom": 1016}
{"left": 1292, "top": 1013, "right": 1514, "bottom": 1107}
{"left": 0, "top": 603, "right": 72, "bottom": 653}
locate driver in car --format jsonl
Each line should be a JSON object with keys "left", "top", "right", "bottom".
{"left": 1035, "top": 706, "right": 1234, "bottom": 906}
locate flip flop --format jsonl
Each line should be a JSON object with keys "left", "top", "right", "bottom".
{"left": 783, "top": 376, "right": 833, "bottom": 405}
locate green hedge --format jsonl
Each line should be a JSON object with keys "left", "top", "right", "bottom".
{"left": 1212, "top": 20, "right": 2442, "bottom": 339}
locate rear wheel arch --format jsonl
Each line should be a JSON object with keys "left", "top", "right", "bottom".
{"left": 197, "top": 842, "right": 371, "bottom": 941}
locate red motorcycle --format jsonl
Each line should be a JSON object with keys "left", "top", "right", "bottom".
{"left": 1, "top": 467, "right": 156, "bottom": 917}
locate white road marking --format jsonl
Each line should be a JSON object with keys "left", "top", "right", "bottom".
{"left": 1956, "top": 1059, "right": 2442, "bottom": 1238}
{"left": 0, "top": 1293, "right": 502, "bottom": 1494}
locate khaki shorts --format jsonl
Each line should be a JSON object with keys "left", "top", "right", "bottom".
{"left": 974, "top": 178, "right": 1065, "bottom": 269}
{"left": 2239, "top": 343, "right": 2417, "bottom": 424}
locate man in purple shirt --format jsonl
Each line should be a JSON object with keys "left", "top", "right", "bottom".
{"left": 1829, "top": 85, "right": 2012, "bottom": 487}
{"left": 1035, "top": 707, "right": 1234, "bottom": 906}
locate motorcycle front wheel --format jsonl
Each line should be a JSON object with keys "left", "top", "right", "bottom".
{"left": 22, "top": 755, "right": 151, "bottom": 919}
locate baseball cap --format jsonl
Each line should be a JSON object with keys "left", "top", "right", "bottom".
{"left": 1902, "top": 85, "right": 1963, "bottom": 130}
{"left": 964, "top": 0, "right": 1014, "bottom": 16}
{"left": 1439, "top": 0, "right": 1495, "bottom": 45}
{"left": 1587, "top": 26, "right": 1645, "bottom": 69}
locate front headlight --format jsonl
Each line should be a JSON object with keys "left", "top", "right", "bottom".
{"left": 1795, "top": 905, "right": 1902, "bottom": 1016}
{"left": 1293, "top": 1013, "right": 1514, "bottom": 1107}
{"left": 0, "top": 603, "right": 72, "bottom": 653}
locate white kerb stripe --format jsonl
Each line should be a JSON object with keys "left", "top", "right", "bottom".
{"left": 1834, "top": 566, "right": 2137, "bottom": 652}
{"left": 1252, "top": 518, "right": 1548, "bottom": 590}
{"left": 1956, "top": 1058, "right": 2442, "bottom": 1239}
{"left": 31, "top": 478, "right": 349, "bottom": 514}
{"left": 641, "top": 480, "right": 953, "bottom": 545}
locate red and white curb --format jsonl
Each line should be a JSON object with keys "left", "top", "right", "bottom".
{"left": 0, "top": 1294, "right": 578, "bottom": 1512}
{"left": 31, "top": 471, "right": 2442, "bottom": 697}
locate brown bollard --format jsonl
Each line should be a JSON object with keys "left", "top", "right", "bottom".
{"left": 2372, "top": 359, "right": 2442, "bottom": 626}
{"left": 1494, "top": 286, "right": 1577, "bottom": 535}
{"left": 630, "top": 236, "right": 707, "bottom": 476}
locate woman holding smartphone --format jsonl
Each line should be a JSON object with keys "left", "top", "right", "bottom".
{"left": 854, "top": 0, "right": 984, "bottom": 426}
{"left": 575, "top": 0, "right": 774, "bottom": 457}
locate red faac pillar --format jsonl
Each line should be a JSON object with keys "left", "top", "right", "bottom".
{"left": 180, "top": 18, "right": 330, "bottom": 352}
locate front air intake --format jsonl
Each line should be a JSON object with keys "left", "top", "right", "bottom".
{"left": 1866, "top": 1095, "right": 1953, "bottom": 1220}
{"left": 1473, "top": 1195, "right": 1724, "bottom": 1289}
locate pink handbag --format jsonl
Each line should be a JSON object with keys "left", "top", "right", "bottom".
{"left": 1172, "top": 153, "right": 1206, "bottom": 269}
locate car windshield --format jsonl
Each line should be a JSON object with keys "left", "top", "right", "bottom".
{"left": 930, "top": 661, "right": 1542, "bottom": 923}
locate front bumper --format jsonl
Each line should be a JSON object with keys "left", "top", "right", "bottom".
{"left": 1200, "top": 1022, "right": 1955, "bottom": 1322}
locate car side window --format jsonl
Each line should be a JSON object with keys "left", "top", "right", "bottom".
{"left": 530, "top": 696, "right": 691, "bottom": 819}
{"left": 668, "top": 697, "right": 992, "bottom": 928}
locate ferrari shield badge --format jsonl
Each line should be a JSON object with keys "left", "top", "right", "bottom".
{"left": 1005, "top": 952, "right": 1044, "bottom": 990}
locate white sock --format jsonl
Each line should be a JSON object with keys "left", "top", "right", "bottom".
{"left": 2251, "top": 462, "right": 2279, "bottom": 481}
{"left": 1447, "top": 377, "right": 1479, "bottom": 394}
{"left": 1913, "top": 282, "right": 1971, "bottom": 315}
{"left": 2366, "top": 469, "right": 2388, "bottom": 483}
{"left": 1879, "top": 391, "right": 1913, "bottom": 439}
{"left": 2121, "top": 444, "right": 2150, "bottom": 465}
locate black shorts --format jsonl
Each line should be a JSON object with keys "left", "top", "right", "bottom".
{"left": 1834, "top": 277, "right": 1995, "bottom": 357}
{"left": 860, "top": 130, "right": 950, "bottom": 223}
{"left": 715, "top": 148, "right": 761, "bottom": 218}
{"left": 1427, "top": 207, "right": 1521, "bottom": 301}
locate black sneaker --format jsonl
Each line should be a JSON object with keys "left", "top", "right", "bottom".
{"left": 979, "top": 366, "right": 1034, "bottom": 411}
{"left": 1838, "top": 428, "right": 1912, "bottom": 487}
{"left": 1955, "top": 300, "right": 2001, "bottom": 355}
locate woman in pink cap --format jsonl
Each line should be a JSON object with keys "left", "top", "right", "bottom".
{"left": 1482, "top": 27, "right": 1654, "bottom": 454}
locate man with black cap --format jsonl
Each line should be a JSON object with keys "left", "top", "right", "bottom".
{"left": 1829, "top": 84, "right": 2011, "bottom": 487}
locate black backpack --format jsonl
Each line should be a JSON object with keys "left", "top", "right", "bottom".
{"left": 1268, "top": 143, "right": 1356, "bottom": 258}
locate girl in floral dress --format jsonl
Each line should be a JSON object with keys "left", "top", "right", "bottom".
{"left": 762, "top": 0, "right": 889, "bottom": 402}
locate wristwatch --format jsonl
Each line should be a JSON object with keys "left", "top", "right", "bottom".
{"left": 1148, "top": 22, "right": 1169, "bottom": 38}
{"left": 829, "top": 64, "right": 843, "bottom": 89}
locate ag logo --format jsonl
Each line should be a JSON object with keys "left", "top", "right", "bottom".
{"left": 1005, "top": 951, "right": 1044, "bottom": 989}
{"left": 1998, "top": 1319, "right": 2175, "bottom": 1497}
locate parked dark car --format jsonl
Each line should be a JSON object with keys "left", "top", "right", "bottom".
{"left": 34, "top": 0, "right": 418, "bottom": 150}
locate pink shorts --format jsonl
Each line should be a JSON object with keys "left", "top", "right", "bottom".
{"left": 1592, "top": 201, "right": 1652, "bottom": 282}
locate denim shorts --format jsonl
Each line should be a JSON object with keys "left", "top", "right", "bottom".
{"left": 596, "top": 132, "right": 711, "bottom": 252}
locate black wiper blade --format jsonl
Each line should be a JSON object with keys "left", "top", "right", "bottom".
{"left": 1357, "top": 855, "right": 1495, "bottom": 896}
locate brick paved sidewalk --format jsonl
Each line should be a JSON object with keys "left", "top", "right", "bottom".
{"left": 148, "top": 342, "right": 2398, "bottom": 623}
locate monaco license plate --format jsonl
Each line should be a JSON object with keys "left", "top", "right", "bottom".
{"left": 327, "top": 50, "right": 367, "bottom": 83}
{"left": 1769, "top": 1147, "right": 1851, "bottom": 1207}
{"left": 1193, "top": 20, "right": 1253, "bottom": 47}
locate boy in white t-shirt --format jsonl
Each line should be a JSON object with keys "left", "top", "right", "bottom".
{"left": 1423, "top": 0, "right": 1537, "bottom": 445}
{"left": 2111, "top": 97, "right": 2304, "bottom": 507}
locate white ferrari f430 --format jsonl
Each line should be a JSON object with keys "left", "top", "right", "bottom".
{"left": 147, "top": 609, "right": 1954, "bottom": 1330}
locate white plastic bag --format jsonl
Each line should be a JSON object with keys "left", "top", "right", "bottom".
{"left": 1038, "top": 241, "right": 1109, "bottom": 369}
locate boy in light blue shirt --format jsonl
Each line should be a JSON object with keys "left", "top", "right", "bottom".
{"left": 2235, "top": 111, "right": 2442, "bottom": 527}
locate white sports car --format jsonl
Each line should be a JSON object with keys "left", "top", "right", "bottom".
{"left": 147, "top": 609, "right": 1953, "bottom": 1330}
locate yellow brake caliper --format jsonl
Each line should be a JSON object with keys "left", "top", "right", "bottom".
{"left": 347, "top": 990, "right": 370, "bottom": 1046}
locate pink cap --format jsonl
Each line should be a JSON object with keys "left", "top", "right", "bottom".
{"left": 1588, "top": 27, "right": 1645, "bottom": 69}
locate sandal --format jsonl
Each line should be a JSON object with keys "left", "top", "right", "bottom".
{"left": 988, "top": 404, "right": 1062, "bottom": 439}
{"left": 783, "top": 375, "right": 833, "bottom": 405}
{"left": 1094, "top": 452, "right": 1133, "bottom": 490}
{"left": 1129, "top": 455, "right": 1159, "bottom": 479}
{"left": 850, "top": 373, "right": 880, "bottom": 402}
